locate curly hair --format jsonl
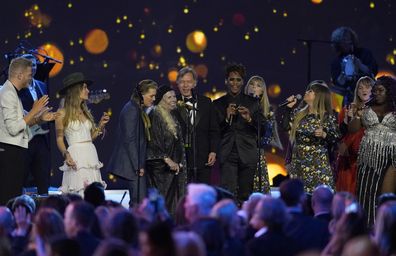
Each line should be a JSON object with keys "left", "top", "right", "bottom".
{"left": 331, "top": 27, "right": 359, "bottom": 52}
{"left": 371, "top": 75, "right": 396, "bottom": 112}
{"left": 225, "top": 62, "right": 246, "bottom": 79}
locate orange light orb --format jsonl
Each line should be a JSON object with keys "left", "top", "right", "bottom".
{"left": 186, "top": 30, "right": 207, "bottom": 53}
{"left": 37, "top": 43, "right": 64, "bottom": 78}
{"left": 152, "top": 44, "right": 162, "bottom": 57}
{"left": 195, "top": 64, "right": 208, "bottom": 78}
{"left": 376, "top": 70, "right": 396, "bottom": 78}
{"left": 168, "top": 69, "right": 178, "bottom": 83}
{"left": 268, "top": 84, "right": 281, "bottom": 98}
{"left": 311, "top": 0, "right": 323, "bottom": 4}
{"left": 84, "top": 29, "right": 109, "bottom": 54}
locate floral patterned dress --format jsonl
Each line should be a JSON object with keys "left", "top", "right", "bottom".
{"left": 288, "top": 112, "right": 340, "bottom": 193}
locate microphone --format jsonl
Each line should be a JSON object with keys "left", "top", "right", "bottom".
{"left": 177, "top": 100, "right": 198, "bottom": 111}
{"left": 278, "top": 94, "right": 302, "bottom": 107}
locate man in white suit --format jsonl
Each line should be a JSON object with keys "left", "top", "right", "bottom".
{"left": 0, "top": 57, "right": 53, "bottom": 205}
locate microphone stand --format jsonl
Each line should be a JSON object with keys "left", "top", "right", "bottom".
{"left": 191, "top": 97, "right": 198, "bottom": 183}
{"left": 254, "top": 96, "right": 263, "bottom": 192}
{"left": 297, "top": 38, "right": 333, "bottom": 83}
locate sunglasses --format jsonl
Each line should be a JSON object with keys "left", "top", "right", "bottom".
{"left": 228, "top": 77, "right": 242, "bottom": 82}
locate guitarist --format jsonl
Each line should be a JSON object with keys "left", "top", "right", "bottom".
{"left": 18, "top": 54, "right": 52, "bottom": 195}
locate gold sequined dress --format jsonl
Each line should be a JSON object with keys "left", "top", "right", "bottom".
{"left": 288, "top": 113, "right": 340, "bottom": 193}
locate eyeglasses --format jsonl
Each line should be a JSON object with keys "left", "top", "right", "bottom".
{"left": 228, "top": 77, "right": 242, "bottom": 82}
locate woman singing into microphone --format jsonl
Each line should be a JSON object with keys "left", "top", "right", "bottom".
{"left": 281, "top": 80, "right": 340, "bottom": 193}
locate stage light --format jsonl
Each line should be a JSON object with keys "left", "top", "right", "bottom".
{"left": 186, "top": 30, "right": 207, "bottom": 53}
{"left": 311, "top": 0, "right": 323, "bottom": 4}
{"left": 84, "top": 29, "right": 109, "bottom": 54}
{"left": 37, "top": 43, "right": 64, "bottom": 77}
{"left": 268, "top": 84, "right": 281, "bottom": 98}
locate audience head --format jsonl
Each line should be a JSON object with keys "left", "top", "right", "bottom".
{"left": 377, "top": 193, "right": 396, "bottom": 208}
{"left": 106, "top": 208, "right": 139, "bottom": 247}
{"left": 184, "top": 183, "right": 217, "bottom": 224}
{"left": 173, "top": 231, "right": 206, "bottom": 256}
{"left": 210, "top": 199, "right": 240, "bottom": 237}
{"left": 250, "top": 196, "right": 289, "bottom": 231}
{"left": 332, "top": 192, "right": 356, "bottom": 222}
{"left": 0, "top": 207, "right": 14, "bottom": 236}
{"left": 93, "top": 238, "right": 130, "bottom": 256}
{"left": 280, "top": 178, "right": 306, "bottom": 208}
{"left": 64, "top": 201, "right": 96, "bottom": 237}
{"left": 341, "top": 235, "right": 379, "bottom": 256}
{"left": 34, "top": 207, "right": 65, "bottom": 243}
{"left": 40, "top": 195, "right": 69, "bottom": 217}
{"left": 374, "top": 201, "right": 396, "bottom": 256}
{"left": 12, "top": 194, "right": 36, "bottom": 214}
{"left": 139, "top": 222, "right": 176, "bottom": 256}
{"left": 84, "top": 182, "right": 106, "bottom": 208}
{"left": 190, "top": 217, "right": 225, "bottom": 256}
{"left": 311, "top": 185, "right": 334, "bottom": 215}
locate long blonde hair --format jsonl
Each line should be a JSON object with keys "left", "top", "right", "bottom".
{"left": 62, "top": 83, "right": 95, "bottom": 130}
{"left": 244, "top": 76, "right": 270, "bottom": 117}
{"left": 156, "top": 104, "right": 178, "bottom": 139}
{"left": 290, "top": 81, "right": 333, "bottom": 142}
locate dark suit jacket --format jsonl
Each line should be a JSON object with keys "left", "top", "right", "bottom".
{"left": 107, "top": 100, "right": 146, "bottom": 180}
{"left": 174, "top": 94, "right": 220, "bottom": 169}
{"left": 213, "top": 93, "right": 264, "bottom": 165}
{"left": 284, "top": 212, "right": 330, "bottom": 253}
{"left": 246, "top": 229, "right": 297, "bottom": 256}
{"left": 73, "top": 230, "right": 100, "bottom": 256}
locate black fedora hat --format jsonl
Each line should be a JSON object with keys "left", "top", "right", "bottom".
{"left": 58, "top": 72, "right": 93, "bottom": 96}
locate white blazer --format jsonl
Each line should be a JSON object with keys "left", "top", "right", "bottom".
{"left": 0, "top": 80, "right": 30, "bottom": 148}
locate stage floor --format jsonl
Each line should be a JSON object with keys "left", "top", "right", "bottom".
{"left": 47, "top": 187, "right": 281, "bottom": 209}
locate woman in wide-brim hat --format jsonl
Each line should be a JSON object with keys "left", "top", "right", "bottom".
{"left": 55, "top": 72, "right": 110, "bottom": 195}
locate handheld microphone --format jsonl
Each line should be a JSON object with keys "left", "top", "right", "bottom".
{"left": 278, "top": 94, "right": 302, "bottom": 107}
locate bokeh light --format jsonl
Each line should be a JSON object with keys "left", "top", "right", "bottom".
{"left": 376, "top": 70, "right": 396, "bottom": 78}
{"left": 195, "top": 64, "right": 208, "bottom": 78}
{"left": 311, "top": 0, "right": 323, "bottom": 4}
{"left": 26, "top": 4, "right": 52, "bottom": 28}
{"left": 268, "top": 84, "right": 281, "bottom": 98}
{"left": 186, "top": 30, "right": 207, "bottom": 53}
{"left": 232, "top": 13, "right": 246, "bottom": 27}
{"left": 151, "top": 44, "right": 162, "bottom": 57}
{"left": 37, "top": 43, "right": 64, "bottom": 77}
{"left": 168, "top": 69, "right": 178, "bottom": 83}
{"left": 84, "top": 29, "right": 109, "bottom": 54}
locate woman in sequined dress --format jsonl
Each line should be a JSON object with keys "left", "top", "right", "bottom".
{"left": 244, "top": 76, "right": 283, "bottom": 194}
{"left": 282, "top": 80, "right": 340, "bottom": 193}
{"left": 351, "top": 76, "right": 396, "bottom": 226}
{"left": 335, "top": 76, "right": 374, "bottom": 194}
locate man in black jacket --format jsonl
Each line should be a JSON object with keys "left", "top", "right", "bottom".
{"left": 175, "top": 67, "right": 220, "bottom": 184}
{"left": 214, "top": 63, "right": 264, "bottom": 203}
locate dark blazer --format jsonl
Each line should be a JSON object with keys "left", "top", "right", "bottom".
{"left": 174, "top": 94, "right": 220, "bottom": 169}
{"left": 108, "top": 100, "right": 146, "bottom": 180}
{"left": 213, "top": 93, "right": 264, "bottom": 165}
{"left": 284, "top": 212, "right": 330, "bottom": 253}
{"left": 246, "top": 229, "right": 297, "bottom": 256}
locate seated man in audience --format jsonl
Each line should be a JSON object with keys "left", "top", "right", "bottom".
{"left": 184, "top": 183, "right": 217, "bottom": 224}
{"left": 311, "top": 185, "right": 334, "bottom": 224}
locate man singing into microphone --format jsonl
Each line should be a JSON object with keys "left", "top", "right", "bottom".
{"left": 214, "top": 63, "right": 265, "bottom": 204}
{"left": 175, "top": 67, "right": 220, "bottom": 184}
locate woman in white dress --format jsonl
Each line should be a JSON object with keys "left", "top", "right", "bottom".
{"left": 55, "top": 72, "right": 110, "bottom": 195}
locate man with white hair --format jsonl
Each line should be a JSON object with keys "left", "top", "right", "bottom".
{"left": 184, "top": 183, "right": 217, "bottom": 224}
{"left": 311, "top": 185, "right": 334, "bottom": 224}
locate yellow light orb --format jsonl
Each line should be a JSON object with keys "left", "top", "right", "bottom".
{"left": 168, "top": 69, "right": 178, "bottom": 83}
{"left": 186, "top": 30, "right": 207, "bottom": 53}
{"left": 84, "top": 29, "right": 109, "bottom": 54}
{"left": 311, "top": 0, "right": 323, "bottom": 4}
{"left": 386, "top": 54, "right": 395, "bottom": 65}
{"left": 268, "top": 84, "right": 281, "bottom": 98}
{"left": 37, "top": 43, "right": 64, "bottom": 78}
{"left": 331, "top": 93, "right": 343, "bottom": 113}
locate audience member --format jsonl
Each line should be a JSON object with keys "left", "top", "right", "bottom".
{"left": 311, "top": 185, "right": 334, "bottom": 224}
{"left": 184, "top": 184, "right": 217, "bottom": 224}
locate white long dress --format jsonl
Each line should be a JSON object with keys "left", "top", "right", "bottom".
{"left": 59, "top": 119, "right": 106, "bottom": 195}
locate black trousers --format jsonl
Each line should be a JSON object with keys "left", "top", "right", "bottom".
{"left": 24, "top": 135, "right": 50, "bottom": 194}
{"left": 185, "top": 148, "right": 212, "bottom": 184}
{"left": 0, "top": 142, "right": 27, "bottom": 205}
{"left": 126, "top": 175, "right": 147, "bottom": 207}
{"left": 220, "top": 145, "right": 256, "bottom": 204}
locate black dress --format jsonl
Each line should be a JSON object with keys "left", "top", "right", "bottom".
{"left": 146, "top": 107, "right": 187, "bottom": 215}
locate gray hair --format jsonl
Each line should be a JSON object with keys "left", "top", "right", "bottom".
{"left": 177, "top": 67, "right": 198, "bottom": 82}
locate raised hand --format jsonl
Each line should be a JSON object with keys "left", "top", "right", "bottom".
{"left": 31, "top": 95, "right": 49, "bottom": 116}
